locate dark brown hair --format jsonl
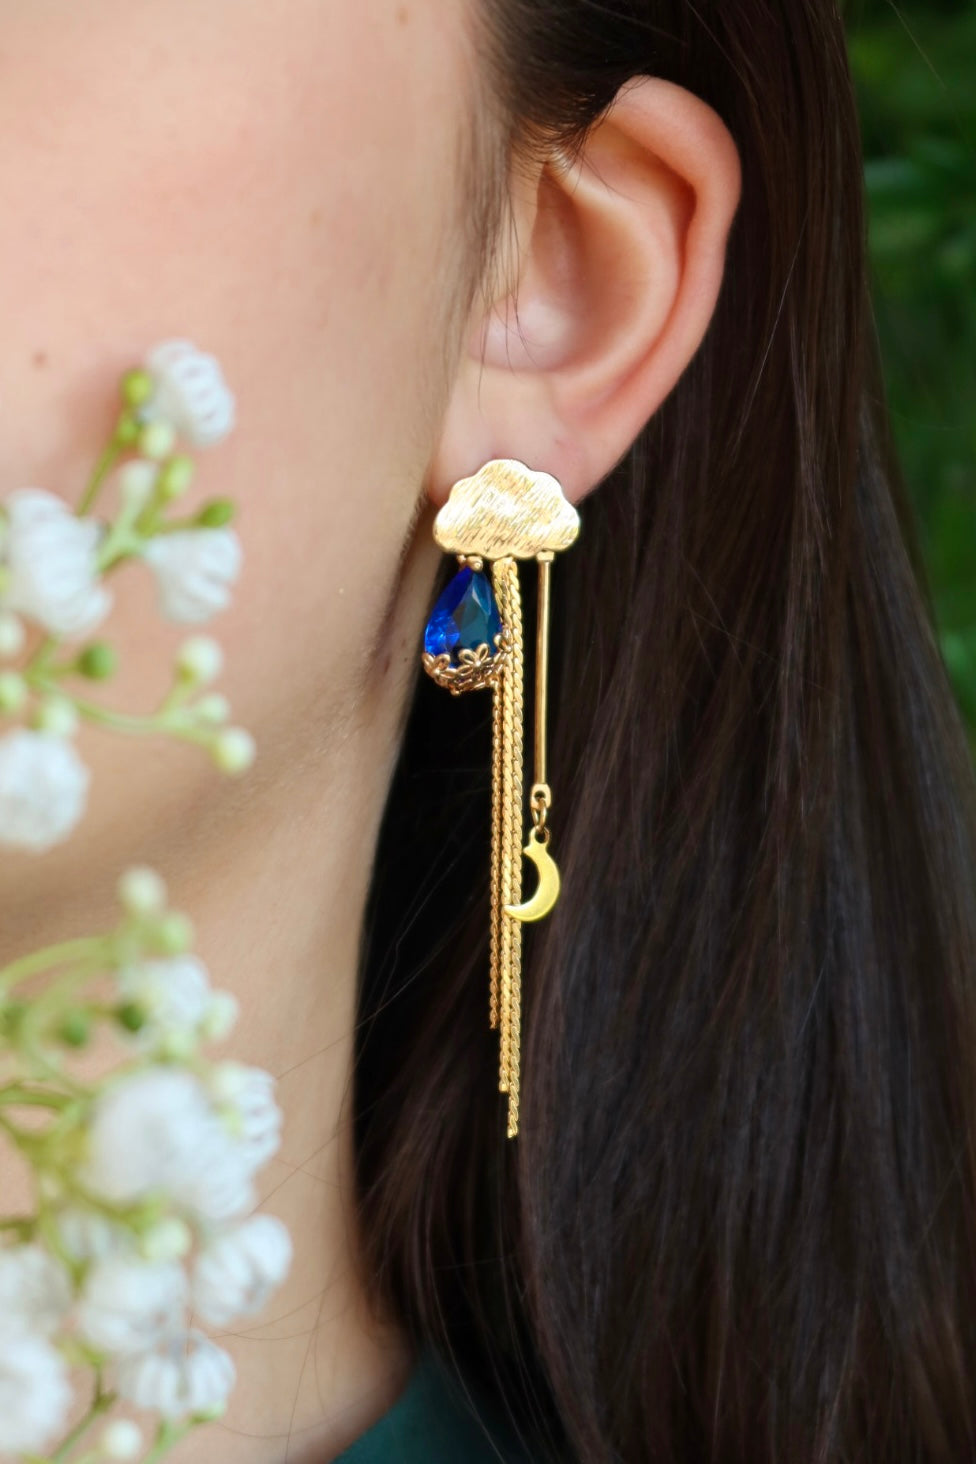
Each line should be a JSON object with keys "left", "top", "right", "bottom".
{"left": 355, "top": 2, "right": 976, "bottom": 1459}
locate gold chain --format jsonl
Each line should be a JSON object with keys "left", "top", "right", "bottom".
{"left": 489, "top": 614, "right": 504, "bottom": 1032}
{"left": 505, "top": 558, "right": 525, "bottom": 1138}
{"left": 491, "top": 557, "right": 524, "bottom": 1136}
{"left": 493, "top": 559, "right": 512, "bottom": 1093}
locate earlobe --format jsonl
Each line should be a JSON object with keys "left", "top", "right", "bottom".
{"left": 430, "top": 77, "right": 741, "bottom": 507}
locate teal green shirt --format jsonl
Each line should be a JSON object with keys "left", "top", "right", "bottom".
{"left": 335, "top": 1348, "right": 533, "bottom": 1463}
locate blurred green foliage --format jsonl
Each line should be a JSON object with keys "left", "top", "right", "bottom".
{"left": 846, "top": 0, "right": 976, "bottom": 740}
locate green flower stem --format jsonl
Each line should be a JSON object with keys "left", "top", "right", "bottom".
{"left": 47, "top": 1380, "right": 116, "bottom": 1464}
{"left": 17, "top": 955, "right": 116, "bottom": 1091}
{"left": 149, "top": 515, "right": 200, "bottom": 534}
{"left": 37, "top": 1203, "right": 86, "bottom": 1281}
{"left": 158, "top": 679, "right": 197, "bottom": 716}
{"left": 0, "top": 1110, "right": 44, "bottom": 1155}
{"left": 142, "top": 1420, "right": 197, "bottom": 1464}
{"left": 76, "top": 431, "right": 129, "bottom": 518}
{"left": 95, "top": 521, "right": 145, "bottom": 575}
{"left": 0, "top": 937, "right": 109, "bottom": 1001}
{"left": 19, "top": 631, "right": 64, "bottom": 683}
{"left": 37, "top": 1097, "right": 88, "bottom": 1154}
{"left": 133, "top": 503, "right": 166, "bottom": 540}
{"left": 26, "top": 678, "right": 216, "bottom": 748}
{"left": 0, "top": 1085, "right": 74, "bottom": 1110}
{"left": 0, "top": 1216, "right": 37, "bottom": 1239}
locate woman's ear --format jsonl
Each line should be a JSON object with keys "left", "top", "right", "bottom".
{"left": 429, "top": 77, "right": 741, "bottom": 507}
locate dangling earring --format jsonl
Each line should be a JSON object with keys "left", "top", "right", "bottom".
{"left": 421, "top": 460, "right": 580, "bottom": 1138}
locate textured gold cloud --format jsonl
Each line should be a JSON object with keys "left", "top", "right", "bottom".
{"left": 434, "top": 460, "right": 581, "bottom": 559}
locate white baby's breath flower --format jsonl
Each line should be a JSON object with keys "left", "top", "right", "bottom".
{"left": 142, "top": 528, "right": 242, "bottom": 624}
{"left": 0, "top": 1335, "right": 73, "bottom": 1454}
{"left": 76, "top": 1258, "right": 187, "bottom": 1356}
{"left": 117, "top": 954, "right": 213, "bottom": 1045}
{"left": 115, "top": 1329, "right": 235, "bottom": 1420}
{"left": 0, "top": 728, "right": 90, "bottom": 852}
{"left": 57, "top": 1206, "right": 134, "bottom": 1265}
{"left": 143, "top": 340, "right": 236, "bottom": 448}
{"left": 211, "top": 1063, "right": 283, "bottom": 1169}
{"left": 82, "top": 1068, "right": 257, "bottom": 1223}
{"left": 176, "top": 1137, "right": 257, "bottom": 1224}
{"left": 191, "top": 1214, "right": 292, "bottom": 1327}
{"left": 82, "top": 1068, "right": 214, "bottom": 1204}
{"left": 0, "top": 487, "right": 111, "bottom": 636}
{"left": 0, "top": 1244, "right": 73, "bottom": 1338}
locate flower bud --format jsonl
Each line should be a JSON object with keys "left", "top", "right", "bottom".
{"left": 0, "top": 671, "right": 27, "bottom": 712}
{"left": 157, "top": 1028, "right": 198, "bottom": 1062}
{"left": 115, "top": 1001, "right": 147, "bottom": 1033}
{"left": 59, "top": 1009, "right": 91, "bottom": 1048}
{"left": 34, "top": 696, "right": 80, "bottom": 737}
{"left": 0, "top": 612, "right": 25, "bottom": 658}
{"left": 118, "top": 866, "right": 168, "bottom": 916}
{"left": 100, "top": 1421, "right": 144, "bottom": 1461}
{"left": 139, "top": 420, "right": 177, "bottom": 461}
{"left": 212, "top": 728, "right": 256, "bottom": 774}
{"left": 140, "top": 1217, "right": 193, "bottom": 1263}
{"left": 177, "top": 635, "right": 224, "bottom": 686}
{"left": 120, "top": 368, "right": 155, "bottom": 409}
{"left": 77, "top": 641, "right": 118, "bottom": 680}
{"left": 118, "top": 460, "right": 158, "bottom": 513}
{"left": 196, "top": 499, "right": 235, "bottom": 529}
{"left": 200, "top": 990, "right": 239, "bottom": 1042}
{"left": 195, "top": 692, "right": 231, "bottom": 726}
{"left": 157, "top": 455, "right": 195, "bottom": 500}
{"left": 1, "top": 1000, "right": 26, "bottom": 1037}
{"left": 115, "top": 412, "right": 141, "bottom": 447}
{"left": 151, "top": 911, "right": 195, "bottom": 955}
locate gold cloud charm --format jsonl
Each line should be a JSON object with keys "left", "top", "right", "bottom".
{"left": 433, "top": 459, "right": 580, "bottom": 560}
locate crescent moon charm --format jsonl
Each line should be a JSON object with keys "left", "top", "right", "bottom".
{"left": 504, "top": 834, "right": 561, "bottom": 923}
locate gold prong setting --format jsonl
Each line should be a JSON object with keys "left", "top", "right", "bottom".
{"left": 421, "top": 630, "right": 510, "bottom": 695}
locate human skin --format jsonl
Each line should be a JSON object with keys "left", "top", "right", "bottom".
{"left": 0, "top": 2, "right": 740, "bottom": 1460}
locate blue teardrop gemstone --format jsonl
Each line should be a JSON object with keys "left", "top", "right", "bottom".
{"left": 424, "top": 567, "right": 502, "bottom": 663}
